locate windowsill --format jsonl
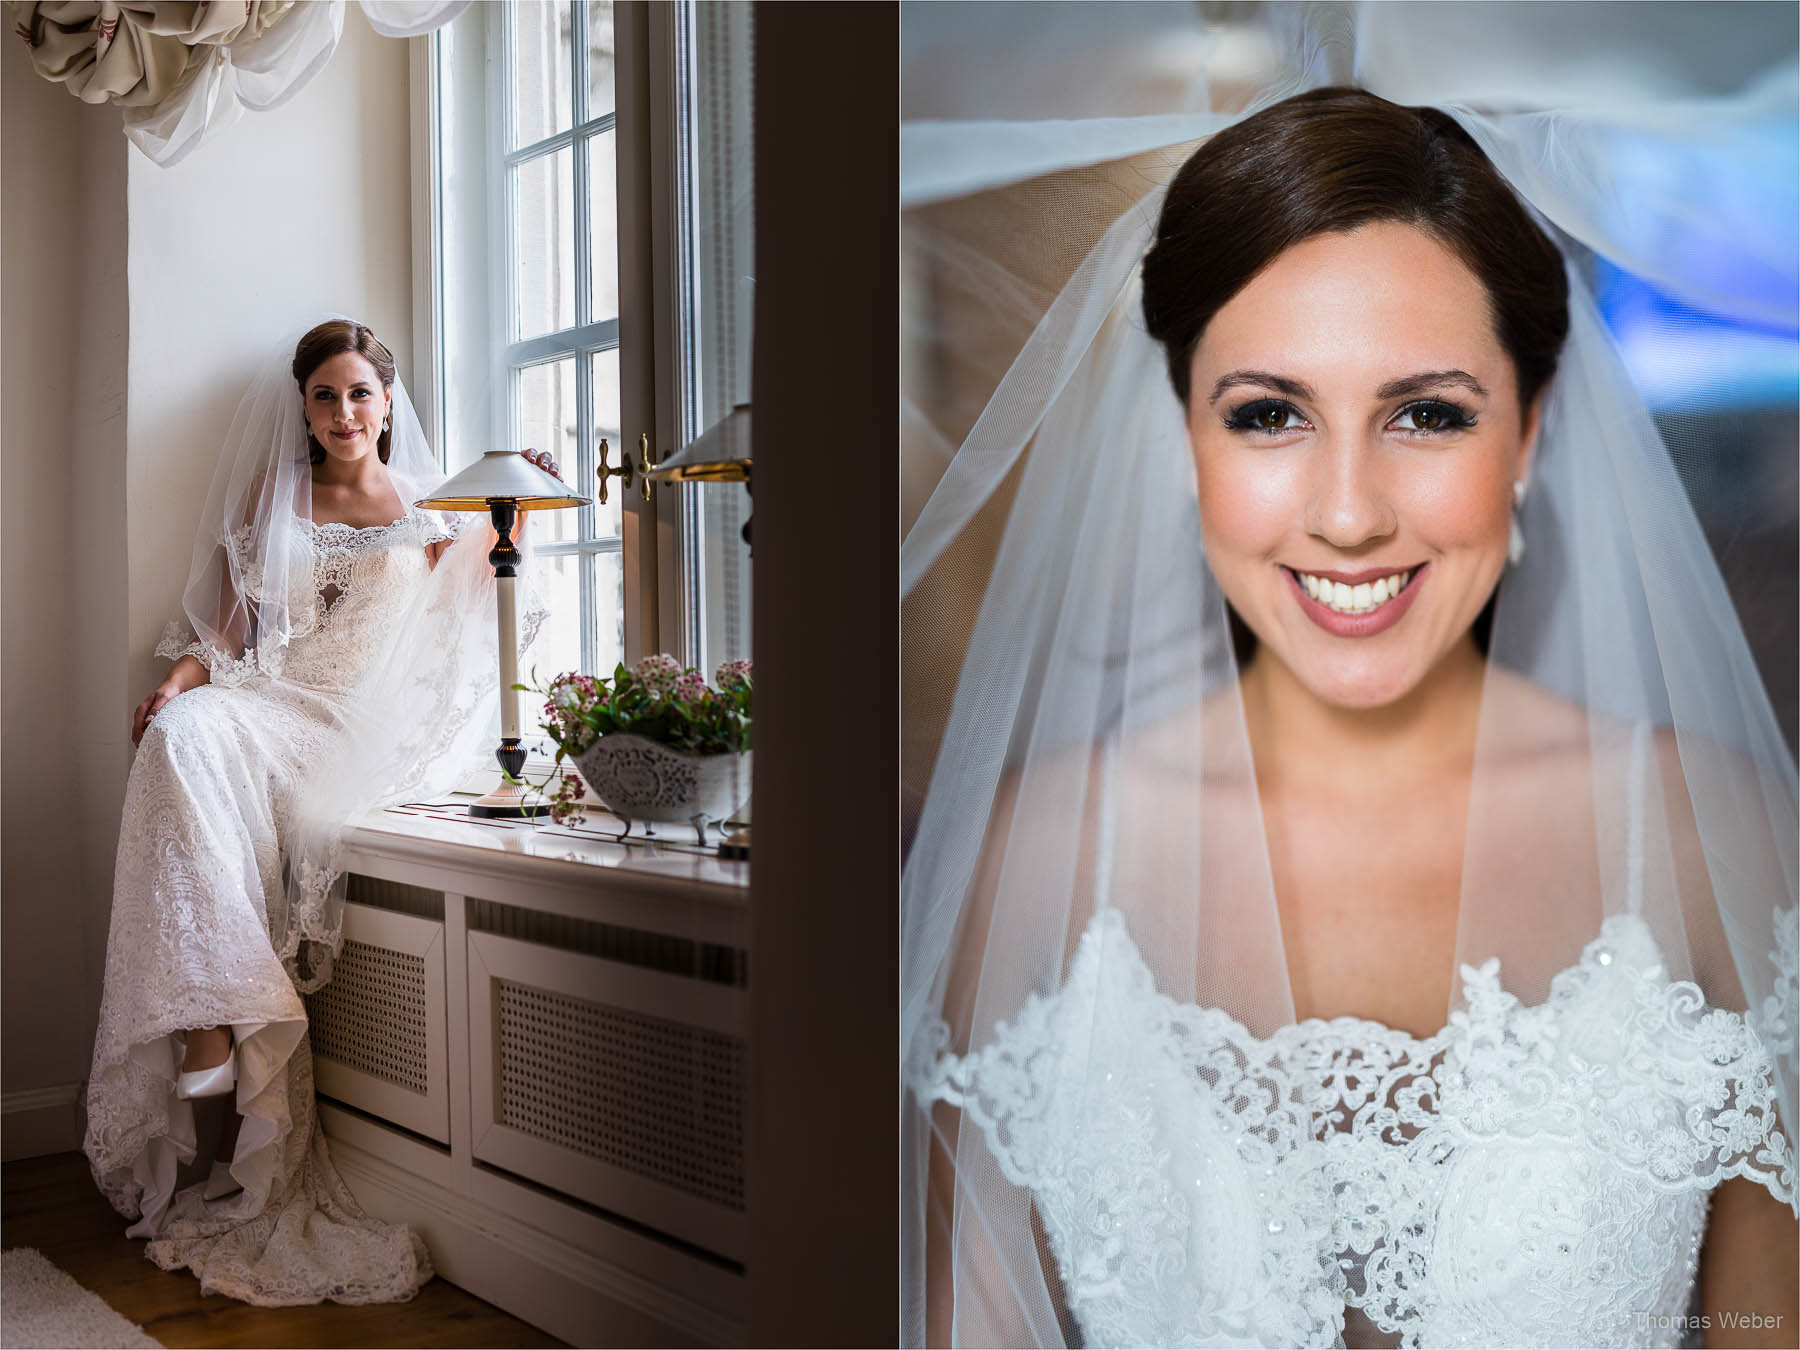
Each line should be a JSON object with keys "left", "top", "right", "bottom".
{"left": 340, "top": 793, "right": 750, "bottom": 912}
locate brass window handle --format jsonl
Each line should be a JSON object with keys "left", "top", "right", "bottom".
{"left": 638, "top": 433, "right": 660, "bottom": 500}
{"left": 595, "top": 436, "right": 636, "bottom": 506}
{"left": 597, "top": 435, "right": 665, "bottom": 505}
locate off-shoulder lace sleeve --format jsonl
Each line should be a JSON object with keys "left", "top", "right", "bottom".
{"left": 1457, "top": 911, "right": 1798, "bottom": 1218}
{"left": 1622, "top": 923, "right": 1797, "bottom": 1214}
{"left": 154, "top": 617, "right": 202, "bottom": 666}
{"left": 418, "top": 508, "right": 458, "bottom": 547}
{"left": 909, "top": 995, "right": 1073, "bottom": 1194}
{"left": 907, "top": 913, "right": 1170, "bottom": 1194}
{"left": 1633, "top": 995, "right": 1796, "bottom": 1208}
{"left": 155, "top": 617, "right": 259, "bottom": 687}
{"left": 153, "top": 519, "right": 270, "bottom": 687}
{"left": 1740, "top": 906, "right": 1798, "bottom": 1217}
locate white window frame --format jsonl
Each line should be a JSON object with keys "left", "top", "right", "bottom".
{"left": 411, "top": 1, "right": 688, "bottom": 679}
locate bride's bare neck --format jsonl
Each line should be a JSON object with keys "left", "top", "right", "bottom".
{"left": 311, "top": 454, "right": 389, "bottom": 494}
{"left": 1239, "top": 635, "right": 1487, "bottom": 799}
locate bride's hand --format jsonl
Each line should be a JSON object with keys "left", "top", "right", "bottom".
{"left": 132, "top": 656, "right": 209, "bottom": 745}
{"left": 132, "top": 680, "right": 182, "bottom": 746}
{"left": 514, "top": 448, "right": 564, "bottom": 540}
{"left": 520, "top": 447, "right": 562, "bottom": 482}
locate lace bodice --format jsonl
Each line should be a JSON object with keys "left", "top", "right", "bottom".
{"left": 157, "top": 508, "right": 453, "bottom": 693}
{"left": 916, "top": 904, "right": 1796, "bottom": 1348}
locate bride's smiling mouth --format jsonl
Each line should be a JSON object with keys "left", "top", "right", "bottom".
{"left": 1284, "top": 562, "right": 1428, "bottom": 637}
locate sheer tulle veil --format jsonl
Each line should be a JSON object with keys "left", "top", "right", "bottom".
{"left": 900, "top": 5, "right": 1798, "bottom": 1345}
{"left": 159, "top": 316, "right": 529, "bottom": 991}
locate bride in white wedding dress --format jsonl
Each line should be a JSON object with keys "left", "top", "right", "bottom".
{"left": 84, "top": 319, "right": 558, "bottom": 1304}
{"left": 901, "top": 28, "right": 1798, "bottom": 1349}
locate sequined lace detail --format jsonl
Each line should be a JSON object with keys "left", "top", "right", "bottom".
{"left": 915, "top": 906, "right": 1796, "bottom": 1349}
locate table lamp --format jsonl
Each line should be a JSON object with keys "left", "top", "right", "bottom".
{"left": 417, "top": 451, "right": 591, "bottom": 818}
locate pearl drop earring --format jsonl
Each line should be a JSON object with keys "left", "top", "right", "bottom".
{"left": 1508, "top": 480, "right": 1527, "bottom": 565}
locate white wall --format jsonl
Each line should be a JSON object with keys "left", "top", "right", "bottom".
{"left": 2, "top": 8, "right": 414, "bottom": 1137}
{"left": 1, "top": 36, "right": 125, "bottom": 1102}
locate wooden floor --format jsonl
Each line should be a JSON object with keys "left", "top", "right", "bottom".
{"left": 2, "top": 1152, "right": 564, "bottom": 1348}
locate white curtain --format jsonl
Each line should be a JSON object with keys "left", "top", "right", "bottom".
{"left": 6, "top": 1, "right": 469, "bottom": 166}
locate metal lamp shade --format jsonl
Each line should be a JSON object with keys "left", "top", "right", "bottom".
{"left": 415, "top": 450, "right": 592, "bottom": 511}
{"left": 646, "top": 405, "right": 752, "bottom": 484}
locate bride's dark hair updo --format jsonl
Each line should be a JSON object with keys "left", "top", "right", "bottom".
{"left": 292, "top": 319, "right": 399, "bottom": 466}
{"left": 1141, "top": 86, "right": 1570, "bottom": 411}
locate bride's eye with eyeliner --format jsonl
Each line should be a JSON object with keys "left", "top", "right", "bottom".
{"left": 1223, "top": 399, "right": 1306, "bottom": 436}
{"left": 1391, "top": 399, "right": 1476, "bottom": 435}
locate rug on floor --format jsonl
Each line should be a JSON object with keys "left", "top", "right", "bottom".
{"left": 1, "top": 1246, "right": 162, "bottom": 1348}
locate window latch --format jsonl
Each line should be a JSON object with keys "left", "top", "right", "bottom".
{"left": 595, "top": 437, "right": 636, "bottom": 506}
{"left": 638, "top": 433, "right": 661, "bottom": 502}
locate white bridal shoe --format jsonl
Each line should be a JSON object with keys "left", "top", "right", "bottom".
{"left": 175, "top": 1050, "right": 236, "bottom": 1100}
{"left": 175, "top": 1056, "right": 235, "bottom": 1099}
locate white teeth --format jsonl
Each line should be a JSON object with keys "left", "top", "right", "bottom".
{"left": 1297, "top": 568, "right": 1414, "bottom": 616}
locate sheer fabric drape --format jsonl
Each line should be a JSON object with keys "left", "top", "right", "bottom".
{"left": 5, "top": 1, "right": 469, "bottom": 165}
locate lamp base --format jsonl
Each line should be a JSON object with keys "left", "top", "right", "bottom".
{"left": 718, "top": 825, "right": 751, "bottom": 861}
{"left": 468, "top": 776, "right": 549, "bottom": 819}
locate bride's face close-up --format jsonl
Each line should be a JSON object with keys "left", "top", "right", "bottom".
{"left": 303, "top": 350, "right": 390, "bottom": 466}
{"left": 1186, "top": 220, "right": 1541, "bottom": 711}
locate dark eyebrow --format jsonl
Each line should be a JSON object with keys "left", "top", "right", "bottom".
{"left": 1206, "top": 368, "right": 1490, "bottom": 405}
{"left": 1372, "top": 369, "right": 1489, "bottom": 401}
{"left": 309, "top": 381, "right": 372, "bottom": 393}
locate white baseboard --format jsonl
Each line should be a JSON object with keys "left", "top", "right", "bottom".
{"left": 326, "top": 1126, "right": 745, "bottom": 1347}
{"left": 2, "top": 1082, "right": 84, "bottom": 1162}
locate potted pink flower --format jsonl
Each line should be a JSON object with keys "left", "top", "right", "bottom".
{"left": 524, "top": 655, "right": 751, "bottom": 842}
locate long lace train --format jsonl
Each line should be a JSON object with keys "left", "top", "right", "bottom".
{"left": 83, "top": 512, "right": 445, "bottom": 1305}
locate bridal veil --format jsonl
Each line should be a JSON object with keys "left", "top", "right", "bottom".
{"left": 900, "top": 5, "right": 1798, "bottom": 1344}
{"left": 157, "top": 317, "right": 530, "bottom": 991}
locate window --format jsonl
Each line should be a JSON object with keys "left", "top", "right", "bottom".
{"left": 669, "top": 1, "right": 754, "bottom": 675}
{"left": 420, "top": 0, "right": 752, "bottom": 687}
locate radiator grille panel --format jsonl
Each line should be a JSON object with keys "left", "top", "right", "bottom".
{"left": 345, "top": 873, "right": 445, "bottom": 922}
{"left": 470, "top": 899, "right": 746, "bottom": 985}
{"left": 307, "top": 940, "right": 431, "bottom": 1095}
{"left": 496, "top": 980, "right": 744, "bottom": 1208}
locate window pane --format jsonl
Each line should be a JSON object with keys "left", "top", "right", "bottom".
{"left": 511, "top": 0, "right": 572, "bottom": 149}
{"left": 678, "top": 2, "right": 755, "bottom": 673}
{"left": 589, "top": 348, "right": 623, "bottom": 538}
{"left": 524, "top": 552, "right": 584, "bottom": 685}
{"left": 514, "top": 147, "right": 575, "bottom": 340}
{"left": 587, "top": 1, "right": 615, "bottom": 120}
{"left": 436, "top": 5, "right": 496, "bottom": 471}
{"left": 684, "top": 3, "right": 753, "bottom": 432}
{"left": 587, "top": 131, "right": 619, "bottom": 321}
{"left": 697, "top": 481, "right": 752, "bottom": 666}
{"left": 593, "top": 550, "right": 623, "bottom": 675}
{"left": 518, "top": 358, "right": 580, "bottom": 545}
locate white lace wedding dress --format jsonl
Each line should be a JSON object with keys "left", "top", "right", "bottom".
{"left": 914, "top": 739, "right": 1798, "bottom": 1348}
{"left": 83, "top": 507, "right": 451, "bottom": 1306}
